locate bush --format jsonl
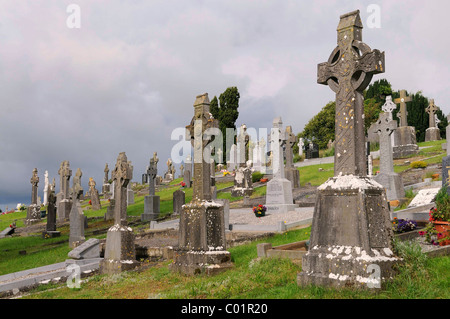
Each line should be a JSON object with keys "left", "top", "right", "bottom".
{"left": 252, "top": 171, "right": 264, "bottom": 183}
{"left": 410, "top": 161, "right": 427, "bottom": 169}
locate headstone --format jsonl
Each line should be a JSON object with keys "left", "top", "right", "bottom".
{"left": 179, "top": 164, "right": 184, "bottom": 179}
{"left": 57, "top": 160, "right": 73, "bottom": 221}
{"left": 227, "top": 144, "right": 237, "bottom": 172}
{"left": 102, "top": 163, "right": 111, "bottom": 200}
{"left": 0, "top": 223, "right": 16, "bottom": 238}
{"left": 100, "top": 152, "right": 139, "bottom": 274}
{"left": 231, "top": 160, "right": 253, "bottom": 197}
{"left": 25, "top": 168, "right": 41, "bottom": 225}
{"left": 42, "top": 179, "right": 60, "bottom": 238}
{"left": 88, "top": 178, "right": 102, "bottom": 210}
{"left": 67, "top": 238, "right": 100, "bottom": 260}
{"left": 170, "top": 93, "right": 232, "bottom": 275}
{"left": 265, "top": 117, "right": 297, "bottom": 214}
{"left": 372, "top": 112, "right": 405, "bottom": 201}
{"left": 284, "top": 125, "right": 300, "bottom": 189}
{"left": 72, "top": 168, "right": 84, "bottom": 200}
{"left": 305, "top": 142, "right": 319, "bottom": 159}
{"left": 369, "top": 95, "right": 396, "bottom": 144}
{"left": 425, "top": 99, "right": 441, "bottom": 142}
{"left": 298, "top": 10, "right": 400, "bottom": 289}
{"left": 141, "top": 152, "right": 161, "bottom": 221}
{"left": 164, "top": 158, "right": 174, "bottom": 182}
{"left": 442, "top": 116, "right": 450, "bottom": 196}
{"left": 126, "top": 162, "right": 135, "bottom": 205}
{"left": 408, "top": 188, "right": 440, "bottom": 207}
{"left": 173, "top": 189, "right": 185, "bottom": 215}
{"left": 69, "top": 177, "right": 86, "bottom": 248}
{"left": 237, "top": 124, "right": 249, "bottom": 167}
{"left": 298, "top": 137, "right": 304, "bottom": 157}
{"left": 104, "top": 198, "right": 115, "bottom": 221}
{"left": 43, "top": 170, "right": 49, "bottom": 206}
{"left": 392, "top": 90, "right": 419, "bottom": 158}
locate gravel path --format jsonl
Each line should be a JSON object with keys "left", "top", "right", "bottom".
{"left": 229, "top": 207, "right": 314, "bottom": 225}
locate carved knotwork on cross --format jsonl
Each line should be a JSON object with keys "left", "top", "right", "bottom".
{"left": 317, "top": 9, "right": 385, "bottom": 176}
{"left": 186, "top": 93, "right": 219, "bottom": 201}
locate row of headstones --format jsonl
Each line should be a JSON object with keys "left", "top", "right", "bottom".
{"left": 368, "top": 92, "right": 443, "bottom": 159}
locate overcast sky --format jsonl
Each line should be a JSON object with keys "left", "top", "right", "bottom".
{"left": 0, "top": 0, "right": 449, "bottom": 210}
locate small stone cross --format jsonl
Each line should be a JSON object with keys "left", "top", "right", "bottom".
{"left": 382, "top": 96, "right": 397, "bottom": 121}
{"left": 426, "top": 99, "right": 439, "bottom": 128}
{"left": 373, "top": 112, "right": 397, "bottom": 174}
{"left": 394, "top": 90, "right": 412, "bottom": 127}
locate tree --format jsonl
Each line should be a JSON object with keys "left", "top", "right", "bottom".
{"left": 299, "top": 101, "right": 335, "bottom": 149}
{"left": 210, "top": 87, "right": 240, "bottom": 161}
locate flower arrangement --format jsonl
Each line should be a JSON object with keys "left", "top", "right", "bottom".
{"left": 89, "top": 200, "right": 92, "bottom": 205}
{"left": 222, "top": 171, "right": 230, "bottom": 176}
{"left": 252, "top": 204, "right": 266, "bottom": 217}
{"left": 392, "top": 217, "right": 417, "bottom": 233}
{"left": 180, "top": 181, "right": 186, "bottom": 188}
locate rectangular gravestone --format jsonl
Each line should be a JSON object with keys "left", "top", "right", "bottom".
{"left": 173, "top": 189, "right": 185, "bottom": 215}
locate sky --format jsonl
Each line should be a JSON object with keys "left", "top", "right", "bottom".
{"left": 0, "top": 0, "right": 449, "bottom": 210}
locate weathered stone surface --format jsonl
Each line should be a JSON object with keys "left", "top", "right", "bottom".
{"left": 68, "top": 238, "right": 100, "bottom": 260}
{"left": 173, "top": 189, "right": 185, "bottom": 215}
{"left": 25, "top": 168, "right": 41, "bottom": 225}
{"left": 442, "top": 156, "right": 450, "bottom": 196}
{"left": 100, "top": 152, "right": 139, "bottom": 274}
{"left": 88, "top": 178, "right": 102, "bottom": 211}
{"left": 170, "top": 93, "right": 232, "bottom": 276}
{"left": 298, "top": 10, "right": 400, "bottom": 289}
{"left": 284, "top": 126, "right": 300, "bottom": 189}
{"left": 142, "top": 152, "right": 161, "bottom": 221}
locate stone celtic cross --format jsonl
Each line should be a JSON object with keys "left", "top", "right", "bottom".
{"left": 186, "top": 93, "right": 219, "bottom": 201}
{"left": 147, "top": 152, "right": 158, "bottom": 196}
{"left": 111, "top": 152, "right": 133, "bottom": 226}
{"left": 382, "top": 96, "right": 397, "bottom": 121}
{"left": 317, "top": 10, "right": 385, "bottom": 176}
{"left": 373, "top": 112, "right": 397, "bottom": 174}
{"left": 285, "top": 126, "right": 297, "bottom": 169}
{"left": 394, "top": 90, "right": 412, "bottom": 127}
{"left": 104, "top": 163, "right": 109, "bottom": 184}
{"left": 426, "top": 99, "right": 439, "bottom": 129}
{"left": 30, "top": 168, "right": 39, "bottom": 205}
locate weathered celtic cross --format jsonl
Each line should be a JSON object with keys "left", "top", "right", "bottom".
{"left": 426, "top": 99, "right": 439, "bottom": 129}
{"left": 394, "top": 90, "right": 412, "bottom": 127}
{"left": 382, "top": 96, "right": 397, "bottom": 121}
{"left": 317, "top": 9, "right": 385, "bottom": 176}
{"left": 285, "top": 126, "right": 297, "bottom": 169}
{"left": 186, "top": 93, "right": 219, "bottom": 201}
{"left": 30, "top": 168, "right": 39, "bottom": 205}
{"left": 111, "top": 152, "right": 133, "bottom": 226}
{"left": 373, "top": 112, "right": 397, "bottom": 174}
{"left": 147, "top": 152, "right": 158, "bottom": 196}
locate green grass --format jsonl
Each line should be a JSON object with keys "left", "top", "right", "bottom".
{"left": 298, "top": 163, "right": 334, "bottom": 186}
{"left": 19, "top": 228, "right": 450, "bottom": 299}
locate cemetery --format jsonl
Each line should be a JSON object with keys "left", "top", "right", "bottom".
{"left": 0, "top": 5, "right": 449, "bottom": 303}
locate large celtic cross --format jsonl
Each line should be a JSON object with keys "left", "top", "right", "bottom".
{"left": 317, "top": 10, "right": 385, "bottom": 176}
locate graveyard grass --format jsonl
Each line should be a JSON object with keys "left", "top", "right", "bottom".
{"left": 1, "top": 140, "right": 449, "bottom": 299}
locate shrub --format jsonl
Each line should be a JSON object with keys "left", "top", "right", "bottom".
{"left": 410, "top": 161, "right": 427, "bottom": 169}
{"left": 252, "top": 171, "right": 264, "bottom": 183}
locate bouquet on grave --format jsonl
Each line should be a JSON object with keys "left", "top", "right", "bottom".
{"left": 252, "top": 204, "right": 267, "bottom": 217}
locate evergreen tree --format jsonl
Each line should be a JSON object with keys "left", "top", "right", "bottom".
{"left": 210, "top": 87, "right": 240, "bottom": 161}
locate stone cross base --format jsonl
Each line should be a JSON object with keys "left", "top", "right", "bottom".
{"left": 104, "top": 200, "right": 115, "bottom": 221}
{"left": 298, "top": 175, "right": 401, "bottom": 289}
{"left": 297, "top": 246, "right": 399, "bottom": 289}
{"left": 392, "top": 126, "right": 419, "bottom": 159}
{"left": 265, "top": 178, "right": 297, "bottom": 214}
{"left": 374, "top": 172, "right": 405, "bottom": 201}
{"left": 100, "top": 225, "right": 139, "bottom": 274}
{"left": 285, "top": 167, "right": 300, "bottom": 189}
{"left": 42, "top": 230, "right": 61, "bottom": 239}
{"left": 231, "top": 187, "right": 253, "bottom": 197}
{"left": 25, "top": 205, "right": 41, "bottom": 225}
{"left": 141, "top": 195, "right": 161, "bottom": 221}
{"left": 57, "top": 200, "right": 72, "bottom": 222}
{"left": 169, "top": 248, "right": 234, "bottom": 276}
{"left": 425, "top": 127, "right": 441, "bottom": 142}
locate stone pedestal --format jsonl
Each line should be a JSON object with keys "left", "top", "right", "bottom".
{"left": 298, "top": 175, "right": 401, "bottom": 289}
{"left": 265, "top": 178, "right": 297, "bottom": 214}
{"left": 285, "top": 167, "right": 300, "bottom": 189}
{"left": 374, "top": 172, "right": 405, "bottom": 201}
{"left": 25, "top": 204, "right": 41, "bottom": 226}
{"left": 231, "top": 166, "right": 253, "bottom": 197}
{"left": 141, "top": 195, "right": 160, "bottom": 221}
{"left": 392, "top": 126, "right": 419, "bottom": 159}
{"left": 100, "top": 225, "right": 139, "bottom": 274}
{"left": 425, "top": 127, "right": 441, "bottom": 142}
{"left": 57, "top": 199, "right": 72, "bottom": 222}
{"left": 104, "top": 199, "right": 114, "bottom": 221}
{"left": 69, "top": 199, "right": 85, "bottom": 248}
{"left": 170, "top": 200, "right": 233, "bottom": 275}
